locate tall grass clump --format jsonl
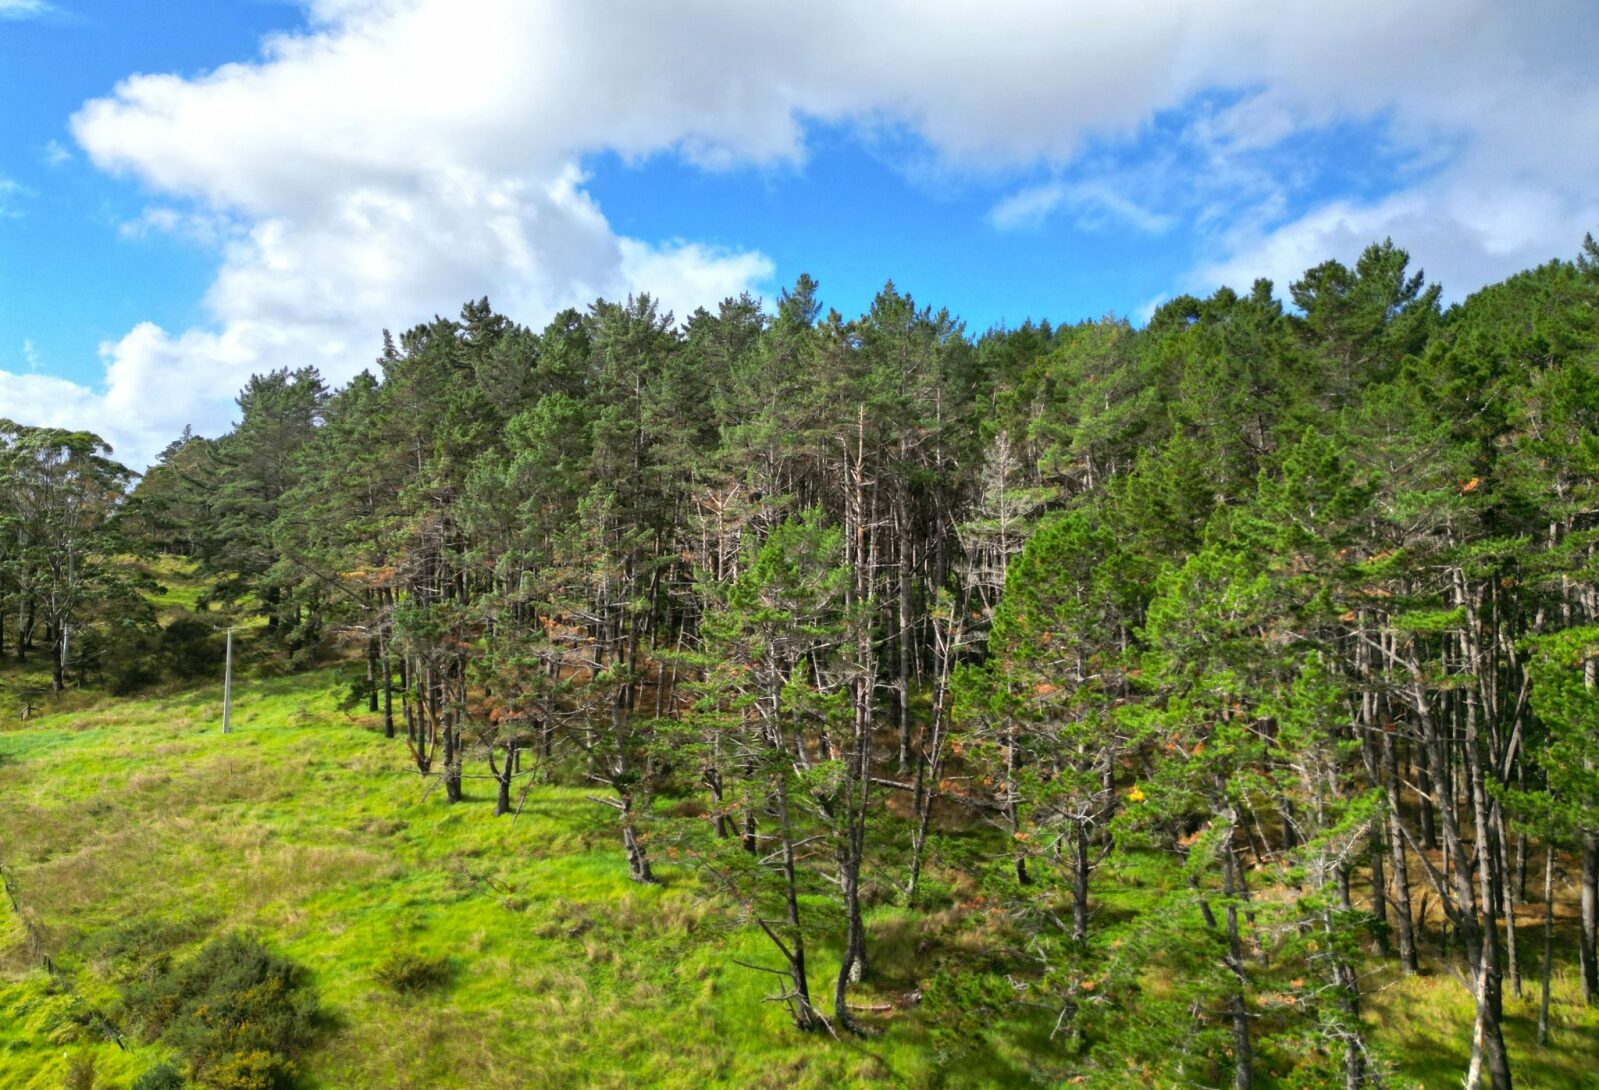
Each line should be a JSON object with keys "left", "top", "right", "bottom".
{"left": 371, "top": 950, "right": 451, "bottom": 995}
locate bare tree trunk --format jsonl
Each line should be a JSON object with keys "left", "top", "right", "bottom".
{"left": 897, "top": 508, "right": 913, "bottom": 771}
{"left": 705, "top": 762, "right": 729, "bottom": 840}
{"left": 49, "top": 627, "right": 64, "bottom": 693}
{"left": 908, "top": 603, "right": 959, "bottom": 905}
{"left": 772, "top": 770, "right": 820, "bottom": 1031}
{"left": 1497, "top": 806, "right": 1521, "bottom": 998}
{"left": 17, "top": 597, "right": 33, "bottom": 661}
{"left": 1415, "top": 739, "right": 1438, "bottom": 851}
{"left": 1072, "top": 822, "right": 1090, "bottom": 945}
{"left": 833, "top": 672, "right": 873, "bottom": 1030}
{"left": 1008, "top": 721, "right": 1029, "bottom": 885}
{"left": 491, "top": 742, "right": 514, "bottom": 816}
{"left": 1538, "top": 844, "right": 1554, "bottom": 1047}
{"left": 1383, "top": 727, "right": 1421, "bottom": 973}
{"left": 366, "top": 630, "right": 379, "bottom": 713}
{"left": 1222, "top": 839, "right": 1252, "bottom": 1090}
{"left": 380, "top": 632, "right": 394, "bottom": 739}
{"left": 833, "top": 409, "right": 875, "bottom": 1032}
{"left": 1582, "top": 832, "right": 1598, "bottom": 1006}
{"left": 1396, "top": 642, "right": 1509, "bottom": 1090}
{"left": 1369, "top": 823, "right": 1391, "bottom": 958}
{"left": 443, "top": 719, "right": 463, "bottom": 803}
{"left": 742, "top": 757, "right": 758, "bottom": 854}
{"left": 1329, "top": 906, "right": 1367, "bottom": 1090}
{"left": 1465, "top": 719, "right": 1513, "bottom": 1090}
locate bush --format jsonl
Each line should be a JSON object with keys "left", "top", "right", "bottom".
{"left": 123, "top": 934, "right": 319, "bottom": 1090}
{"left": 201, "top": 1050, "right": 294, "bottom": 1090}
{"left": 372, "top": 950, "right": 451, "bottom": 994}
{"left": 131, "top": 1063, "right": 186, "bottom": 1090}
{"left": 160, "top": 618, "right": 225, "bottom": 679}
{"left": 108, "top": 654, "right": 163, "bottom": 696}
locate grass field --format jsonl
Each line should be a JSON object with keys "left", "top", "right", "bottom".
{"left": 1, "top": 564, "right": 1595, "bottom": 1088}
{"left": 0, "top": 660, "right": 1065, "bottom": 1089}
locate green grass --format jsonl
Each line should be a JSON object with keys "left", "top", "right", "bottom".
{"left": 1, "top": 645, "right": 1595, "bottom": 1087}
{"left": 1365, "top": 964, "right": 1598, "bottom": 1090}
{"left": 0, "top": 662, "right": 1058, "bottom": 1089}
{"left": 138, "top": 555, "right": 209, "bottom": 617}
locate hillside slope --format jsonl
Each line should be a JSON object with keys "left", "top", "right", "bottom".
{"left": 0, "top": 665, "right": 1068, "bottom": 1089}
{"left": 3, "top": 663, "right": 1597, "bottom": 1089}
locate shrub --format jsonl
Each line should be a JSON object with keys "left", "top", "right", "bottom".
{"left": 372, "top": 950, "right": 451, "bottom": 994}
{"left": 160, "top": 618, "right": 225, "bottom": 679}
{"left": 202, "top": 1050, "right": 294, "bottom": 1090}
{"left": 108, "top": 655, "right": 163, "bottom": 696}
{"left": 131, "top": 1063, "right": 186, "bottom": 1090}
{"left": 77, "top": 614, "right": 162, "bottom": 694}
{"left": 123, "top": 934, "right": 319, "bottom": 1090}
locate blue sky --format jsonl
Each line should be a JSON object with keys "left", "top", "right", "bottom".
{"left": 1, "top": 2, "right": 296, "bottom": 386}
{"left": 2, "top": 0, "right": 1596, "bottom": 468}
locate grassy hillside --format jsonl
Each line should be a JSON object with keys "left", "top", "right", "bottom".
{"left": 0, "top": 662, "right": 1065, "bottom": 1089}
{"left": 1, "top": 567, "right": 1596, "bottom": 1087}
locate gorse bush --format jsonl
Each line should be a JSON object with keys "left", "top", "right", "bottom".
{"left": 123, "top": 934, "right": 318, "bottom": 1090}
{"left": 130, "top": 1063, "right": 186, "bottom": 1090}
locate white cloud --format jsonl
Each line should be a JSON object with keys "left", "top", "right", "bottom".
{"left": 21, "top": 340, "right": 40, "bottom": 372}
{"left": 990, "top": 180, "right": 1175, "bottom": 235}
{"left": 0, "top": 370, "right": 111, "bottom": 439}
{"left": 0, "top": 178, "right": 31, "bottom": 218}
{"left": 1192, "top": 185, "right": 1599, "bottom": 305}
{"left": 618, "top": 240, "right": 776, "bottom": 323}
{"left": 0, "top": 0, "right": 53, "bottom": 20}
{"left": 0, "top": 0, "right": 1594, "bottom": 465}
{"left": 1176, "top": 2, "right": 1599, "bottom": 300}
{"left": 43, "top": 139, "right": 72, "bottom": 166}
{"left": 119, "top": 206, "right": 239, "bottom": 247}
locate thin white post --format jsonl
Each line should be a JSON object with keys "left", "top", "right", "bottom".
{"left": 222, "top": 627, "right": 234, "bottom": 734}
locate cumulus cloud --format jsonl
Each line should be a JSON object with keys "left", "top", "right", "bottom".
{"left": 1, "top": 0, "right": 1595, "bottom": 466}
{"left": 0, "top": 370, "right": 109, "bottom": 435}
{"left": 1191, "top": 188, "right": 1597, "bottom": 303}
{"left": 1182, "top": 3, "right": 1599, "bottom": 301}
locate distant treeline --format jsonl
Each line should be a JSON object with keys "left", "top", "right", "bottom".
{"left": 8, "top": 235, "right": 1599, "bottom": 1089}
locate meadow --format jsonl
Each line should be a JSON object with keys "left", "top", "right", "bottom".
{"left": 0, "top": 644, "right": 1057, "bottom": 1088}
